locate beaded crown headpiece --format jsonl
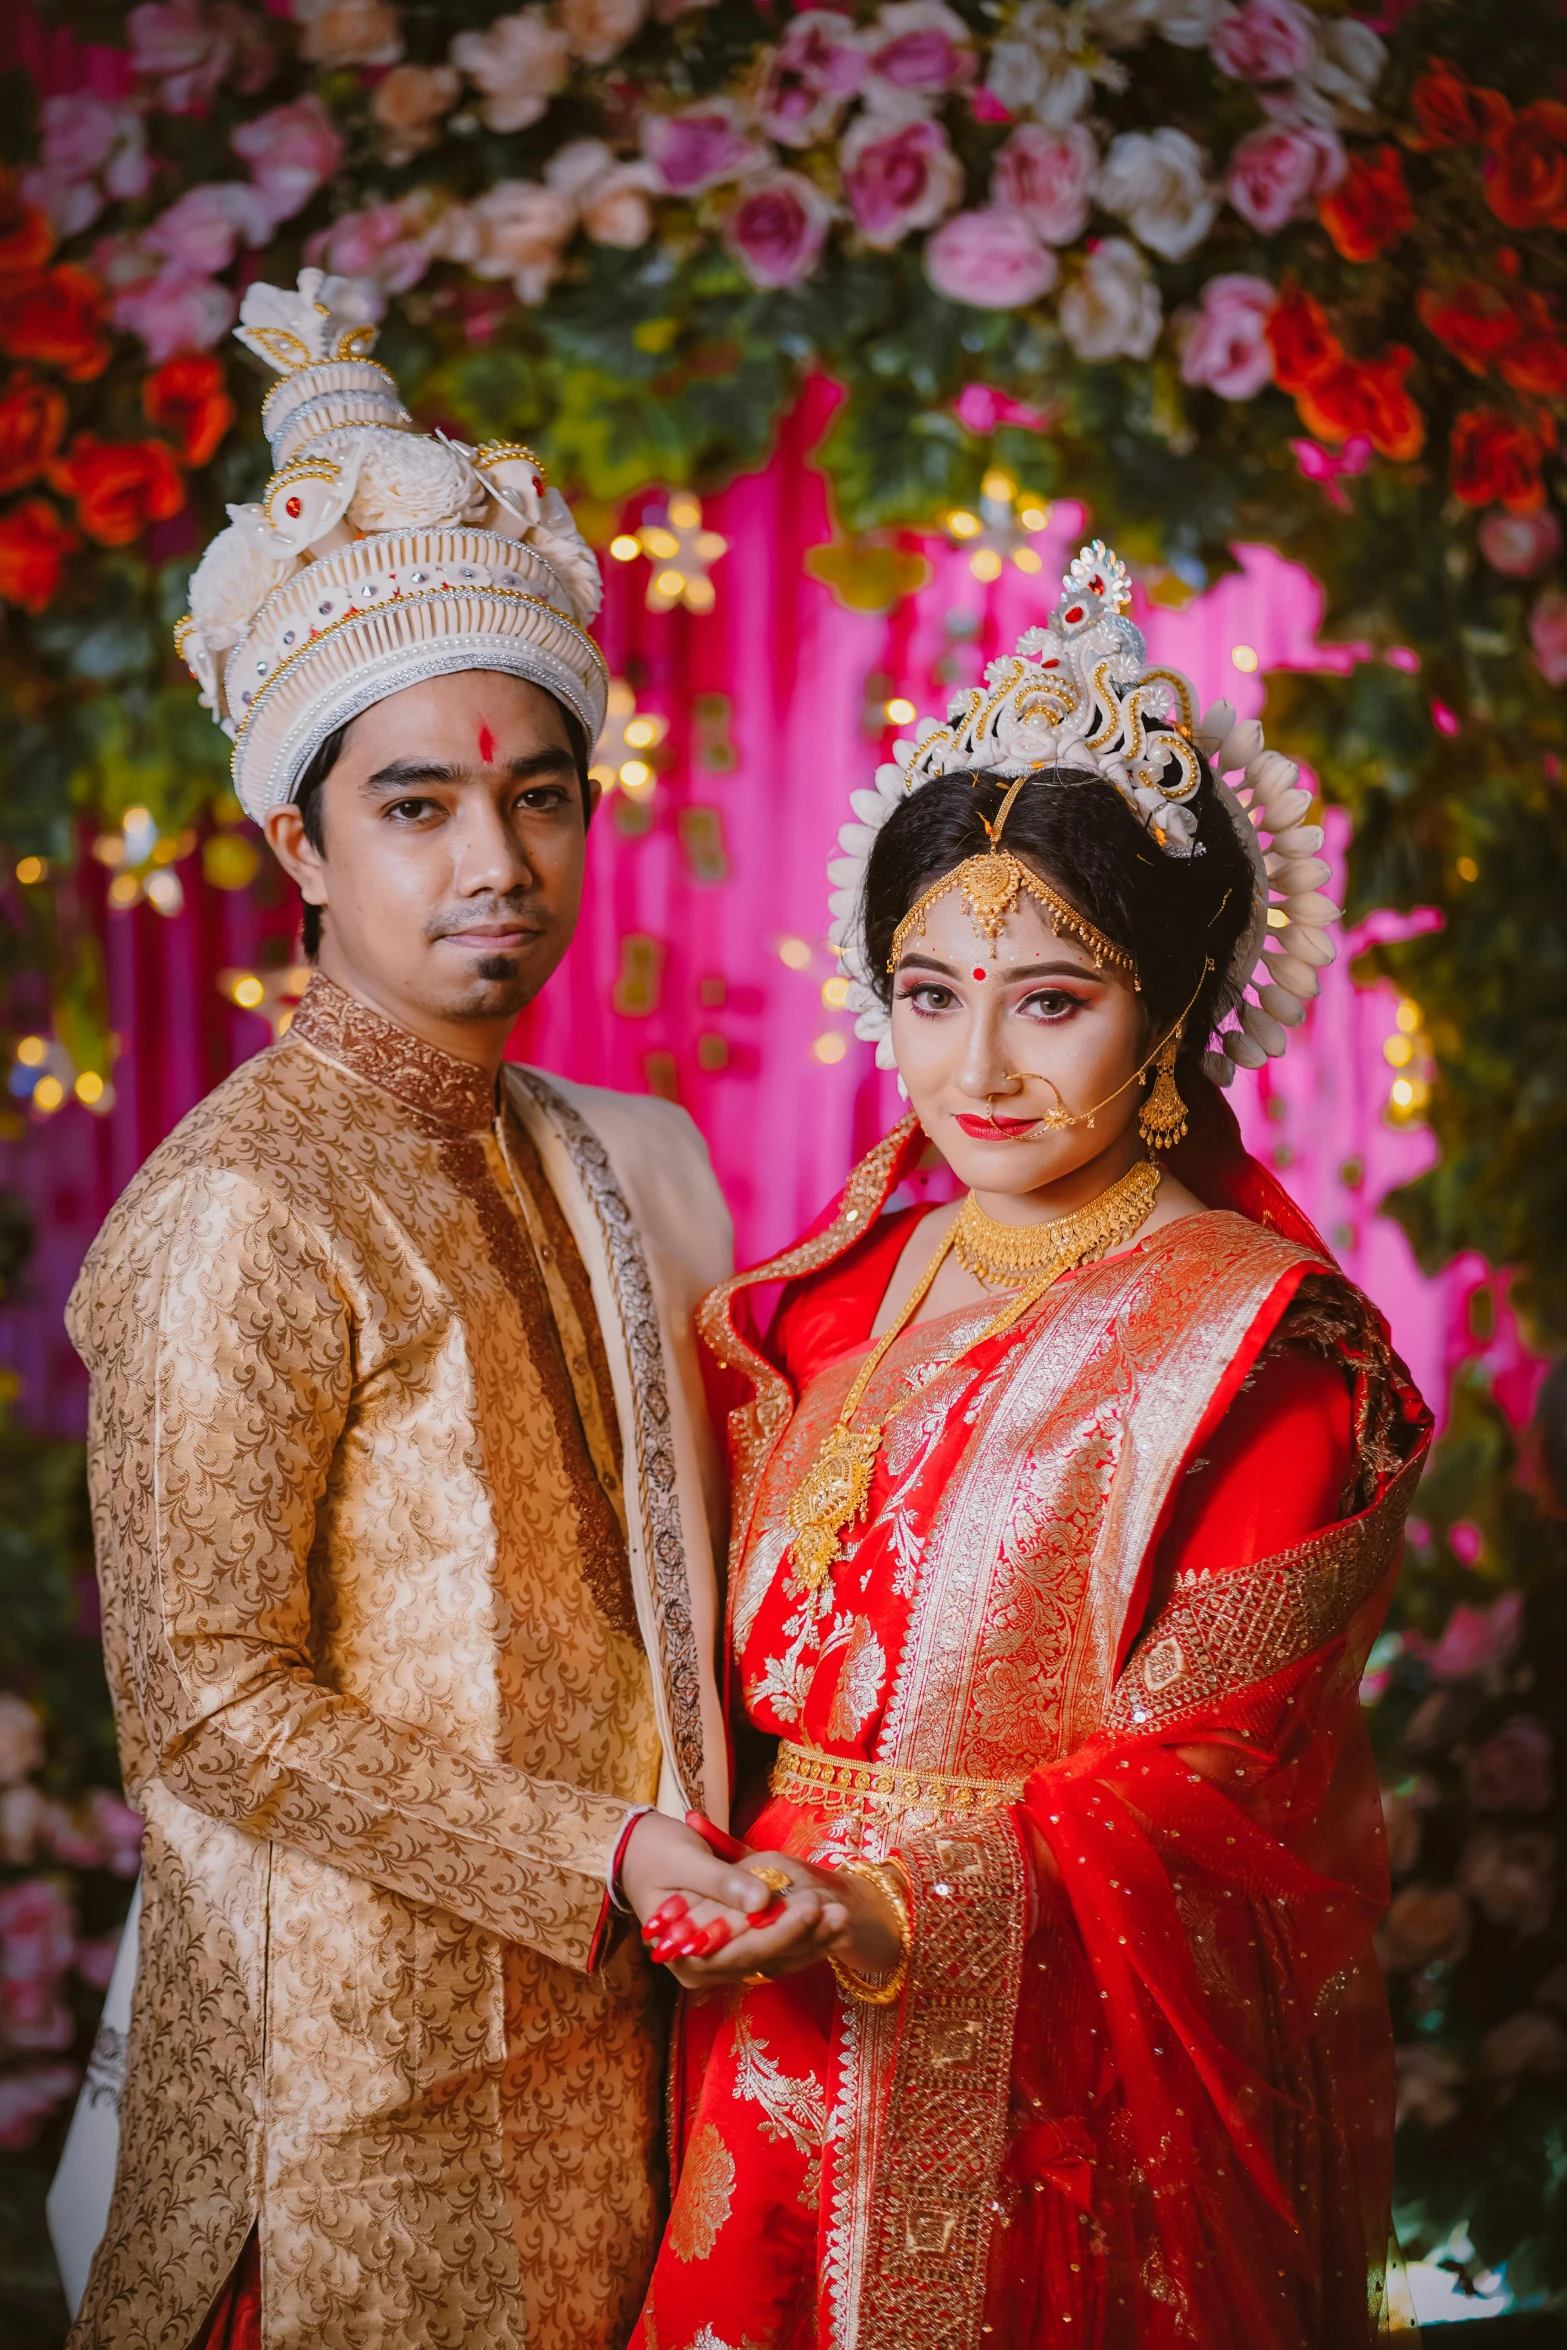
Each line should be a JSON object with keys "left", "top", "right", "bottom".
{"left": 176, "top": 269, "right": 607, "bottom": 823}
{"left": 828, "top": 540, "right": 1341, "bottom": 1084}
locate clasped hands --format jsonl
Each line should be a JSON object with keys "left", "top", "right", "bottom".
{"left": 619, "top": 1809, "right": 904, "bottom": 1991}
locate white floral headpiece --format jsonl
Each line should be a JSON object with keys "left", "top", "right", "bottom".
{"left": 176, "top": 268, "right": 607, "bottom": 823}
{"left": 828, "top": 539, "right": 1340, "bottom": 1083}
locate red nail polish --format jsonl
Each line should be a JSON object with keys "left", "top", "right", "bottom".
{"left": 699, "top": 1919, "right": 732, "bottom": 1956}
{"left": 749, "top": 1899, "right": 786, "bottom": 1931}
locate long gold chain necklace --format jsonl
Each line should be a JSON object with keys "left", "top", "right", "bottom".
{"left": 784, "top": 1158, "right": 1162, "bottom": 1601}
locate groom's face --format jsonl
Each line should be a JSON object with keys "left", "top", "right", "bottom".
{"left": 266, "top": 668, "right": 596, "bottom": 1033}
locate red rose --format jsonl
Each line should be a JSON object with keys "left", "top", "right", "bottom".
{"left": 1417, "top": 279, "right": 1520, "bottom": 375}
{"left": 1408, "top": 60, "right": 1511, "bottom": 151}
{"left": 1297, "top": 348, "right": 1425, "bottom": 462}
{"left": 1498, "top": 294, "right": 1567, "bottom": 397}
{"left": 1319, "top": 145, "right": 1413, "bottom": 263}
{"left": 49, "top": 434, "right": 185, "bottom": 546}
{"left": 0, "top": 374, "right": 67, "bottom": 495}
{"left": 1484, "top": 100, "right": 1567, "bottom": 231}
{"left": 1450, "top": 407, "right": 1550, "bottom": 512}
{"left": 0, "top": 497, "right": 78, "bottom": 610}
{"left": 0, "top": 265, "right": 109, "bottom": 382}
{"left": 1265, "top": 285, "right": 1341, "bottom": 394}
{"left": 142, "top": 354, "right": 235, "bottom": 468}
{"left": 0, "top": 170, "right": 55, "bottom": 285}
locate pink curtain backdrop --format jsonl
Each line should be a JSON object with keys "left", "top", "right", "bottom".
{"left": 0, "top": 384, "right": 1535, "bottom": 1439}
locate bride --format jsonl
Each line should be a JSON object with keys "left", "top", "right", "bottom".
{"left": 626, "top": 545, "right": 1429, "bottom": 2350}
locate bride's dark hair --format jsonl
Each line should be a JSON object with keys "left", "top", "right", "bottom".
{"left": 860, "top": 746, "right": 1256, "bottom": 1080}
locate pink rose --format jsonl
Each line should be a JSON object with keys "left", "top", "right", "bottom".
{"left": 112, "top": 264, "right": 237, "bottom": 362}
{"left": 0, "top": 1878, "right": 75, "bottom": 1988}
{"left": 863, "top": 1, "right": 974, "bottom": 110}
{"left": 19, "top": 168, "right": 104, "bottom": 239}
{"left": 991, "top": 123, "right": 1096, "bottom": 245}
{"left": 544, "top": 144, "right": 660, "bottom": 251}
{"left": 308, "top": 200, "right": 434, "bottom": 315}
{"left": 145, "top": 182, "right": 278, "bottom": 274}
{"left": 1467, "top": 1715, "right": 1555, "bottom": 1814}
{"left": 38, "top": 94, "right": 147, "bottom": 187}
{"left": 449, "top": 9, "right": 570, "bottom": 135}
{"left": 1483, "top": 2010, "right": 1567, "bottom": 2078}
{"left": 1530, "top": 588, "right": 1567, "bottom": 688}
{"left": 231, "top": 94, "right": 344, "bottom": 221}
{"left": 2, "top": 1976, "right": 75, "bottom": 2052}
{"left": 642, "top": 101, "right": 769, "bottom": 196}
{"left": 1459, "top": 1825, "right": 1557, "bottom": 1938}
{"left": 841, "top": 114, "right": 962, "bottom": 249}
{"left": 724, "top": 170, "right": 832, "bottom": 289}
{"left": 1395, "top": 2045, "right": 1465, "bottom": 2130}
{"left": 129, "top": 0, "right": 273, "bottom": 114}
{"left": 0, "top": 1695, "right": 44, "bottom": 1790}
{"left": 758, "top": 12, "right": 867, "bottom": 149}
{"left": 87, "top": 1789, "right": 144, "bottom": 1878}
{"left": 1180, "top": 272, "right": 1276, "bottom": 400}
{"left": 1405, "top": 1588, "right": 1523, "bottom": 1684}
{"left": 1210, "top": 0, "right": 1317, "bottom": 82}
{"left": 925, "top": 207, "right": 1056, "bottom": 309}
{"left": 0, "top": 2062, "right": 78, "bottom": 2151}
{"left": 1375, "top": 1882, "right": 1472, "bottom": 1972}
{"left": 1480, "top": 508, "right": 1562, "bottom": 578}
{"left": 1226, "top": 121, "right": 1344, "bottom": 232}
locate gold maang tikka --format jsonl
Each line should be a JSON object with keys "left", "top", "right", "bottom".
{"left": 886, "top": 775, "right": 1139, "bottom": 985}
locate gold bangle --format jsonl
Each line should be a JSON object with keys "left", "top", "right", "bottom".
{"left": 828, "top": 1858, "right": 911, "bottom": 2008}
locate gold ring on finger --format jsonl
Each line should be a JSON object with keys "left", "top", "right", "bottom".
{"left": 746, "top": 1866, "right": 793, "bottom": 1896}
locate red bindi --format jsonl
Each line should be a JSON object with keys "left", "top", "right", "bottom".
{"left": 477, "top": 723, "right": 496, "bottom": 764}
{"left": 972, "top": 967, "right": 986, "bottom": 981}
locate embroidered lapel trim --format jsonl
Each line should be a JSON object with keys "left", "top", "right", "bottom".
{"left": 506, "top": 1068, "right": 706, "bottom": 1811}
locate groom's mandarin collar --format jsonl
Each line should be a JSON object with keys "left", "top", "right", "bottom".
{"left": 288, "top": 971, "right": 498, "bottom": 1133}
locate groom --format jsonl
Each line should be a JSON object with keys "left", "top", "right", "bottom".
{"left": 60, "top": 273, "right": 739, "bottom": 2350}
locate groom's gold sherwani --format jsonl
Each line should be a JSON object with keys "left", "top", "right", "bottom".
{"left": 63, "top": 976, "right": 731, "bottom": 2350}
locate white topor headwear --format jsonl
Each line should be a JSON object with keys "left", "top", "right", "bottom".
{"left": 828, "top": 540, "right": 1341, "bottom": 1084}
{"left": 176, "top": 269, "right": 608, "bottom": 823}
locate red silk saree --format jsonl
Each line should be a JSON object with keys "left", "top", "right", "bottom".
{"left": 636, "top": 1098, "right": 1430, "bottom": 2350}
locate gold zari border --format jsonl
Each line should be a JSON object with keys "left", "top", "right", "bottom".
{"left": 772, "top": 1739, "right": 1024, "bottom": 1825}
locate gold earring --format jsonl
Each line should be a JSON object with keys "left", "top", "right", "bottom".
{"left": 1138, "top": 1027, "right": 1189, "bottom": 1151}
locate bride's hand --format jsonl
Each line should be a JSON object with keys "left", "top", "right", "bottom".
{"left": 655, "top": 1850, "right": 905, "bottom": 1991}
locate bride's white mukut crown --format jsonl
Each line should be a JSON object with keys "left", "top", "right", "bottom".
{"left": 176, "top": 269, "right": 608, "bottom": 823}
{"left": 828, "top": 538, "right": 1341, "bottom": 1082}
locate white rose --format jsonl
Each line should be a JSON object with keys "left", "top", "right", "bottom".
{"left": 1096, "top": 126, "right": 1217, "bottom": 258}
{"left": 545, "top": 139, "right": 659, "bottom": 248}
{"left": 1307, "top": 17, "right": 1386, "bottom": 118}
{"left": 1089, "top": 0, "right": 1224, "bottom": 41}
{"left": 450, "top": 8, "right": 571, "bottom": 133}
{"left": 0, "top": 1694, "right": 44, "bottom": 1789}
{"left": 349, "top": 431, "right": 477, "bottom": 533}
{"left": 1058, "top": 235, "right": 1162, "bottom": 360}
{"left": 561, "top": 0, "right": 647, "bottom": 63}
{"left": 189, "top": 507, "right": 302, "bottom": 651}
{"left": 443, "top": 180, "right": 577, "bottom": 303}
{"left": 524, "top": 487, "right": 604, "bottom": 625}
{"left": 985, "top": 2, "right": 1094, "bottom": 127}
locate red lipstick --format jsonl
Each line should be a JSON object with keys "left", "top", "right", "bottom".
{"left": 954, "top": 1112, "right": 1040, "bottom": 1139}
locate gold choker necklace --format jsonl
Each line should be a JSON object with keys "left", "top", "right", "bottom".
{"left": 951, "top": 1160, "right": 1160, "bottom": 1290}
{"left": 784, "top": 1158, "right": 1161, "bottom": 1605}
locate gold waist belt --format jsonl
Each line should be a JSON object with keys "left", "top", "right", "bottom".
{"left": 770, "top": 1740, "right": 1027, "bottom": 1823}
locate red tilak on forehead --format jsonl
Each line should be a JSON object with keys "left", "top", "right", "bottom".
{"left": 477, "top": 722, "right": 496, "bottom": 765}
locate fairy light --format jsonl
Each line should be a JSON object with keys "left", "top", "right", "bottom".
{"left": 1018, "top": 501, "right": 1050, "bottom": 532}
{"left": 232, "top": 974, "right": 266, "bottom": 1009}
{"left": 885, "top": 697, "right": 916, "bottom": 725}
{"left": 778, "top": 937, "right": 812, "bottom": 970}
{"left": 636, "top": 494, "right": 728, "bottom": 614}
{"left": 1384, "top": 1033, "right": 1415, "bottom": 1068}
{"left": 14, "top": 857, "right": 44, "bottom": 885}
{"left": 610, "top": 534, "right": 640, "bottom": 561}
{"left": 981, "top": 467, "right": 1014, "bottom": 503}
{"left": 821, "top": 974, "right": 851, "bottom": 1008}
{"left": 32, "top": 1075, "right": 64, "bottom": 1113}
{"left": 811, "top": 1033, "right": 848, "bottom": 1064}
{"left": 1231, "top": 645, "right": 1259, "bottom": 672}
{"left": 15, "top": 1036, "right": 46, "bottom": 1067}
{"left": 74, "top": 1071, "right": 104, "bottom": 1105}
{"left": 947, "top": 509, "right": 981, "bottom": 539}
{"left": 1012, "top": 547, "right": 1043, "bottom": 574}
{"left": 1456, "top": 855, "right": 1479, "bottom": 882}
{"left": 970, "top": 548, "right": 1003, "bottom": 582}
{"left": 1396, "top": 999, "right": 1421, "bottom": 1033}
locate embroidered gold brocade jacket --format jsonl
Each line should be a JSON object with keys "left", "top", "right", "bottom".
{"left": 63, "top": 977, "right": 732, "bottom": 2350}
